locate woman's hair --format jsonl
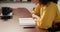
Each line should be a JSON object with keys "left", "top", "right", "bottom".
{"left": 39, "top": 0, "right": 58, "bottom": 5}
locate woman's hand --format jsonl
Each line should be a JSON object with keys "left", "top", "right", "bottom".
{"left": 32, "top": 14, "right": 39, "bottom": 21}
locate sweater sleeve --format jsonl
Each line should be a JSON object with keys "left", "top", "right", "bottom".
{"left": 32, "top": 4, "right": 40, "bottom": 16}
{"left": 37, "top": 4, "right": 57, "bottom": 29}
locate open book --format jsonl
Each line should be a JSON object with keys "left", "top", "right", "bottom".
{"left": 19, "top": 18, "right": 36, "bottom": 27}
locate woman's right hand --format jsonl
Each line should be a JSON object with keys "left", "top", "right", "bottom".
{"left": 32, "top": 14, "right": 39, "bottom": 21}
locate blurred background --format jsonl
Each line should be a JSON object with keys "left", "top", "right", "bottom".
{"left": 0, "top": 0, "right": 60, "bottom": 12}
{"left": 0, "top": 0, "right": 35, "bottom": 12}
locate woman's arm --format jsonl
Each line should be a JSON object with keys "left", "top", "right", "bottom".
{"left": 32, "top": 4, "right": 40, "bottom": 16}
{"left": 36, "top": 4, "right": 58, "bottom": 29}
{"left": 32, "top": 4, "right": 40, "bottom": 21}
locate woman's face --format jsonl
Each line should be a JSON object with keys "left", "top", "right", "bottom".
{"left": 32, "top": 0, "right": 39, "bottom": 4}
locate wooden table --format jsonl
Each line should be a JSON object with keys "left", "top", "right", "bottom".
{"left": 0, "top": 8, "right": 40, "bottom": 32}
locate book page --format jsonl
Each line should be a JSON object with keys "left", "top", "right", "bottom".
{"left": 19, "top": 18, "right": 35, "bottom": 26}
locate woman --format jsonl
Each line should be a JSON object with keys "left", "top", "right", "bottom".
{"left": 32, "top": 0, "right": 60, "bottom": 32}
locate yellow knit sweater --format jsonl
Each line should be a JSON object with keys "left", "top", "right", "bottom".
{"left": 32, "top": 2, "right": 60, "bottom": 29}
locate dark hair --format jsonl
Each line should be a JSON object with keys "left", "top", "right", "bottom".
{"left": 39, "top": 0, "right": 58, "bottom": 5}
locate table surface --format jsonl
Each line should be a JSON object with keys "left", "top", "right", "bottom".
{"left": 0, "top": 8, "right": 40, "bottom": 32}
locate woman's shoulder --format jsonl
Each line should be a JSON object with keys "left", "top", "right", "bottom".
{"left": 47, "top": 2, "right": 57, "bottom": 8}
{"left": 49, "top": 2, "right": 57, "bottom": 6}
